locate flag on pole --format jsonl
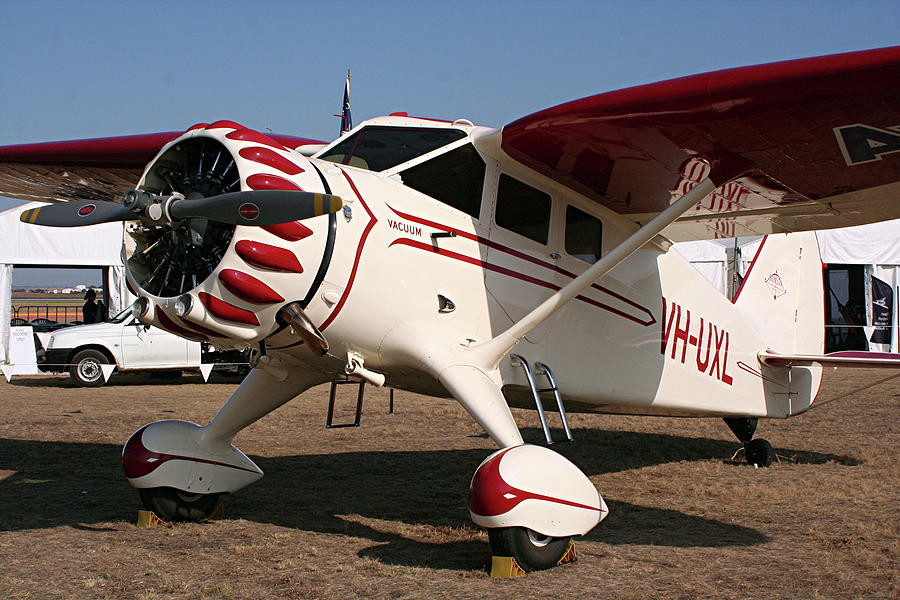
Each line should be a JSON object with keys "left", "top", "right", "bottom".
{"left": 340, "top": 69, "right": 352, "bottom": 135}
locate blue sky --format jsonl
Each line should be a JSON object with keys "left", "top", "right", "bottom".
{"left": 2, "top": 0, "right": 898, "bottom": 285}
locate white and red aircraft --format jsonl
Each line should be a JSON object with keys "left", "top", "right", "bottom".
{"left": 2, "top": 46, "right": 900, "bottom": 572}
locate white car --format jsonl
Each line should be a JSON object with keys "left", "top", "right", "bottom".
{"left": 37, "top": 304, "right": 247, "bottom": 386}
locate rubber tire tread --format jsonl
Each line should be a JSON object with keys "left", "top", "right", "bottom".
{"left": 139, "top": 487, "right": 221, "bottom": 522}
{"left": 746, "top": 439, "right": 775, "bottom": 467}
{"left": 69, "top": 349, "right": 109, "bottom": 388}
{"left": 487, "top": 526, "right": 571, "bottom": 572}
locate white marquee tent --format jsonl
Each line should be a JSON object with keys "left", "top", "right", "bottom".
{"left": 0, "top": 202, "right": 130, "bottom": 363}
{"left": 672, "top": 240, "right": 728, "bottom": 295}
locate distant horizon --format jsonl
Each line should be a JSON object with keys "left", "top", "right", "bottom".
{"left": 12, "top": 266, "right": 103, "bottom": 288}
{"left": 13, "top": 285, "right": 101, "bottom": 291}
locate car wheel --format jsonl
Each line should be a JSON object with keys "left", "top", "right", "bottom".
{"left": 69, "top": 349, "right": 110, "bottom": 387}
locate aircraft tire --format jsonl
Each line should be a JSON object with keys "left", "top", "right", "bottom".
{"left": 488, "top": 526, "right": 572, "bottom": 572}
{"left": 745, "top": 438, "right": 775, "bottom": 467}
{"left": 69, "top": 349, "right": 109, "bottom": 387}
{"left": 139, "top": 487, "right": 221, "bottom": 522}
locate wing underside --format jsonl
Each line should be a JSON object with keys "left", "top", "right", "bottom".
{"left": 0, "top": 162, "right": 146, "bottom": 203}
{"left": 0, "top": 128, "right": 323, "bottom": 205}
{"left": 0, "top": 132, "right": 182, "bottom": 204}
{"left": 501, "top": 46, "right": 900, "bottom": 241}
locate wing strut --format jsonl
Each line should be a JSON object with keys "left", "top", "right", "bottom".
{"left": 471, "top": 157, "right": 750, "bottom": 370}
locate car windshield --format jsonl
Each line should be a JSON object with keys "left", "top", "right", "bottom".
{"left": 319, "top": 126, "right": 466, "bottom": 172}
{"left": 108, "top": 304, "right": 135, "bottom": 324}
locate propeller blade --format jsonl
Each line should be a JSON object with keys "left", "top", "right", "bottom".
{"left": 167, "top": 190, "right": 343, "bottom": 226}
{"left": 19, "top": 201, "right": 137, "bottom": 227}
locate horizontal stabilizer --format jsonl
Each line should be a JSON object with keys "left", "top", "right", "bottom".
{"left": 759, "top": 350, "right": 900, "bottom": 368}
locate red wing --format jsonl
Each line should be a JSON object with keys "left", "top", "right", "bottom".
{"left": 0, "top": 132, "right": 180, "bottom": 203}
{"left": 502, "top": 46, "right": 900, "bottom": 241}
{"left": 0, "top": 129, "right": 323, "bottom": 204}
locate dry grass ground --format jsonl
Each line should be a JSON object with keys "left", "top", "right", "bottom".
{"left": 0, "top": 369, "right": 897, "bottom": 599}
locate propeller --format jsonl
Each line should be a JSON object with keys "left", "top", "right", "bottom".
{"left": 19, "top": 201, "right": 137, "bottom": 227}
{"left": 20, "top": 189, "right": 343, "bottom": 227}
{"left": 167, "top": 190, "right": 343, "bottom": 226}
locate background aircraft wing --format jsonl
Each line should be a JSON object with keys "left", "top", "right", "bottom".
{"left": 0, "top": 128, "right": 323, "bottom": 204}
{"left": 501, "top": 46, "right": 900, "bottom": 241}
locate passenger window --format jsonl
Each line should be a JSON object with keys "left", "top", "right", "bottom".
{"left": 565, "top": 205, "right": 602, "bottom": 264}
{"left": 319, "top": 126, "right": 466, "bottom": 172}
{"left": 399, "top": 144, "right": 485, "bottom": 218}
{"left": 495, "top": 174, "right": 551, "bottom": 244}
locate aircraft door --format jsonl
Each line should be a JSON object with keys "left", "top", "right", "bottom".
{"left": 483, "top": 172, "right": 560, "bottom": 343}
{"left": 553, "top": 203, "right": 657, "bottom": 333}
{"left": 559, "top": 205, "right": 603, "bottom": 270}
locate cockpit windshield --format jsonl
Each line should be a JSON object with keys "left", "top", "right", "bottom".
{"left": 319, "top": 126, "right": 466, "bottom": 172}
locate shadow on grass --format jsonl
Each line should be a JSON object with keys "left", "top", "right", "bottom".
{"left": 0, "top": 429, "right": 858, "bottom": 570}
{"left": 539, "top": 428, "right": 863, "bottom": 470}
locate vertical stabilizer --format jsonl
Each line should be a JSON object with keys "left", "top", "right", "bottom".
{"left": 732, "top": 232, "right": 824, "bottom": 355}
{"left": 732, "top": 232, "right": 824, "bottom": 415}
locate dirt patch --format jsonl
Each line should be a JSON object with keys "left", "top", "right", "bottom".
{"left": 0, "top": 369, "right": 897, "bottom": 599}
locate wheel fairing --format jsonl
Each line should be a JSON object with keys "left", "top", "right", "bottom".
{"left": 122, "top": 419, "right": 262, "bottom": 494}
{"left": 469, "top": 444, "right": 606, "bottom": 537}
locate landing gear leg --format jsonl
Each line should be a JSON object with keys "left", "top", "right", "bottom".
{"left": 439, "top": 365, "right": 606, "bottom": 572}
{"left": 724, "top": 417, "right": 774, "bottom": 467}
{"left": 126, "top": 363, "right": 328, "bottom": 521}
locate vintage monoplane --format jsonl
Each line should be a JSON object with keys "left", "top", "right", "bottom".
{"left": 2, "top": 46, "right": 900, "bottom": 572}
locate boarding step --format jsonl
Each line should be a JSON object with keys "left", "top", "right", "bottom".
{"left": 509, "top": 354, "right": 574, "bottom": 444}
{"left": 325, "top": 379, "right": 396, "bottom": 428}
{"left": 326, "top": 379, "right": 365, "bottom": 428}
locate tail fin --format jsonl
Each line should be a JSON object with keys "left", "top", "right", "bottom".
{"left": 732, "top": 232, "right": 824, "bottom": 355}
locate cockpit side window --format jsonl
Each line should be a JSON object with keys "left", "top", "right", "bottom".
{"left": 565, "top": 205, "right": 602, "bottom": 263}
{"left": 495, "top": 174, "right": 551, "bottom": 245}
{"left": 398, "top": 144, "right": 485, "bottom": 218}
{"left": 319, "top": 126, "right": 466, "bottom": 172}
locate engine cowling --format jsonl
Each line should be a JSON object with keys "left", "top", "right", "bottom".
{"left": 124, "top": 121, "right": 333, "bottom": 348}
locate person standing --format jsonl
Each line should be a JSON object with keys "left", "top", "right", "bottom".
{"left": 82, "top": 289, "right": 98, "bottom": 324}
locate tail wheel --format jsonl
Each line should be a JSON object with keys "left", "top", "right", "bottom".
{"left": 139, "top": 487, "right": 221, "bottom": 522}
{"left": 488, "top": 526, "right": 572, "bottom": 572}
{"left": 69, "top": 349, "right": 110, "bottom": 387}
{"left": 745, "top": 438, "right": 775, "bottom": 467}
